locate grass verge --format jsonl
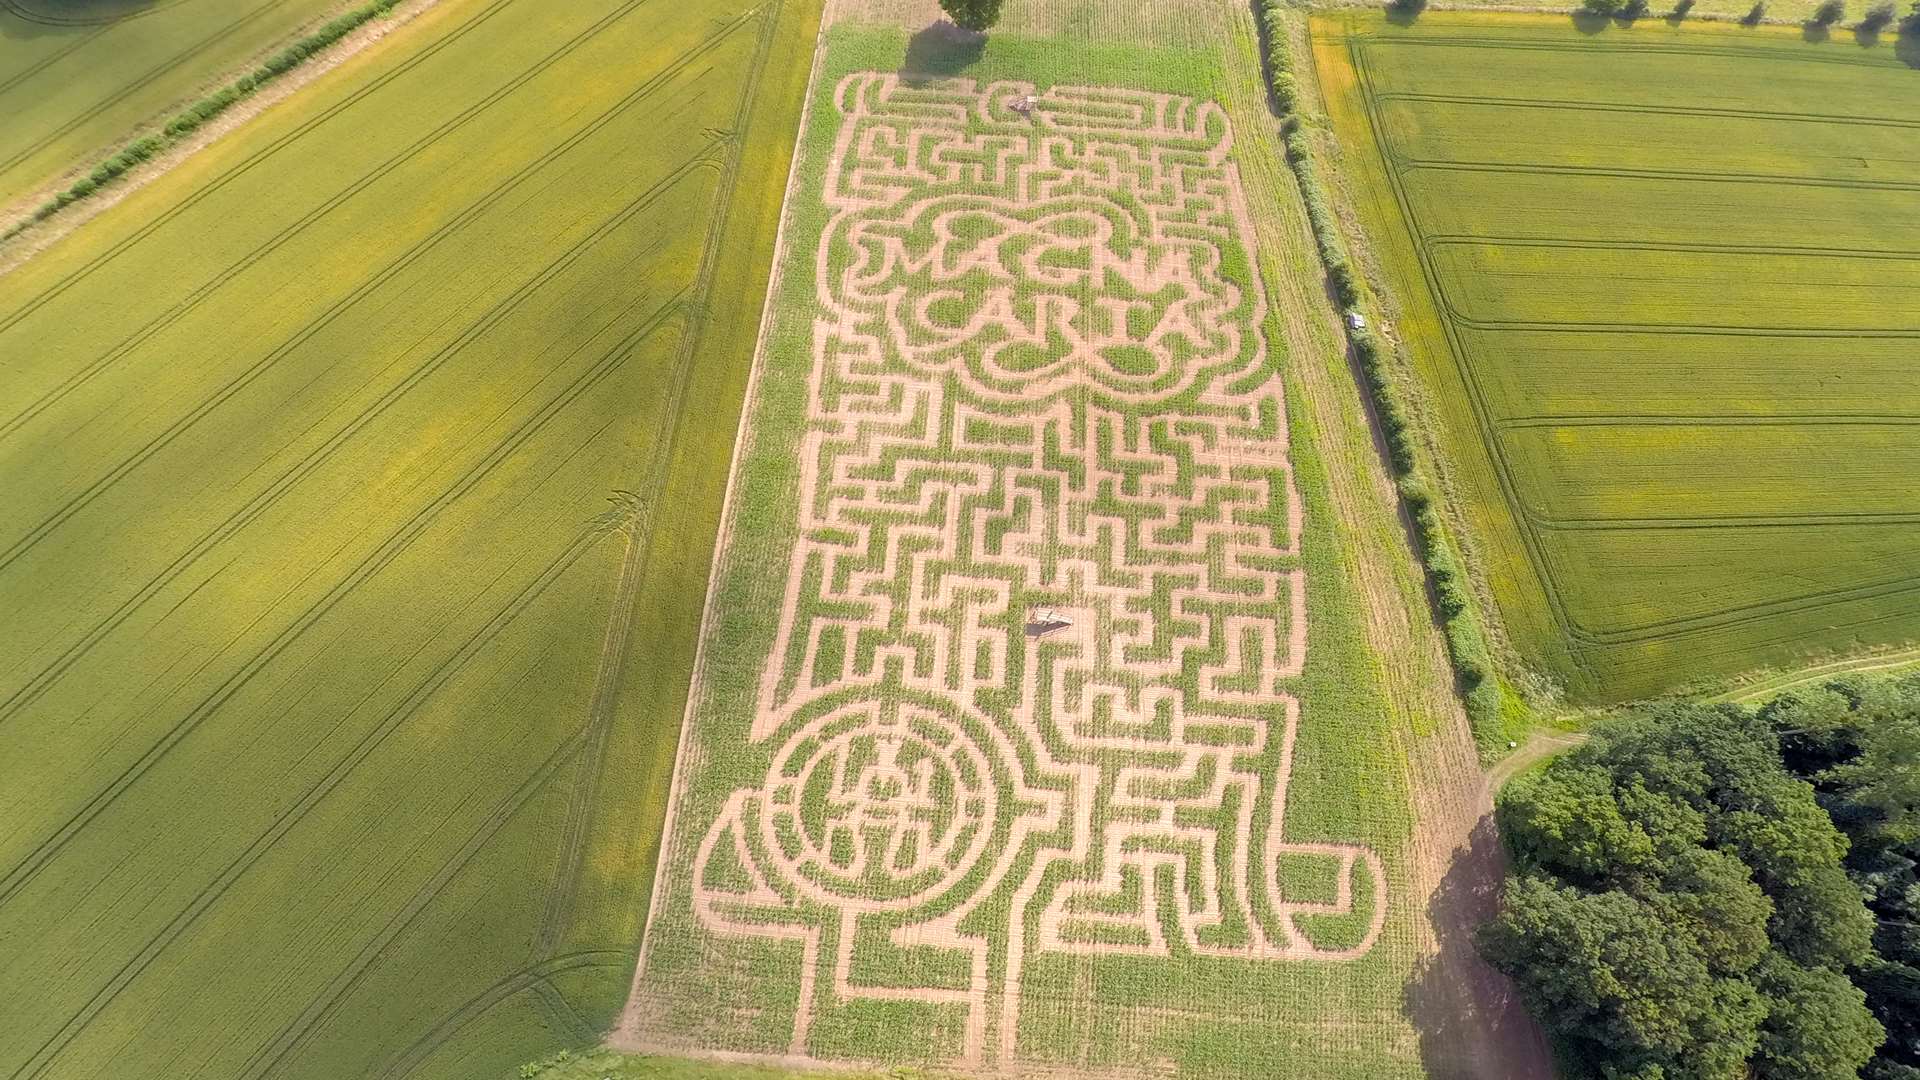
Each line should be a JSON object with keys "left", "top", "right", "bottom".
{"left": 1255, "top": 0, "right": 1523, "bottom": 755}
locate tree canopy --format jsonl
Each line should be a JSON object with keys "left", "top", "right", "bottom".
{"left": 1763, "top": 675, "right": 1920, "bottom": 1080}
{"left": 1480, "top": 702, "right": 1883, "bottom": 1080}
{"left": 938, "top": 0, "right": 1007, "bottom": 33}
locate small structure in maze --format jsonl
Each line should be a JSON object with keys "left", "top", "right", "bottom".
{"left": 638, "top": 72, "right": 1386, "bottom": 1071}
{"left": 1024, "top": 607, "right": 1073, "bottom": 637}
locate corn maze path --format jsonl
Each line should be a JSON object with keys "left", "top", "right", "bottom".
{"left": 630, "top": 73, "right": 1385, "bottom": 1070}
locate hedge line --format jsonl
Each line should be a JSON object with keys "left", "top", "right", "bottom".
{"left": 1255, "top": 0, "right": 1508, "bottom": 741}
{"left": 6, "top": 0, "right": 403, "bottom": 240}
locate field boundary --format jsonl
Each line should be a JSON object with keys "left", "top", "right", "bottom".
{"left": 0, "top": 0, "right": 430, "bottom": 251}
{"left": 617, "top": 0, "right": 840, "bottom": 1046}
{"left": 1256, "top": 0, "right": 1519, "bottom": 754}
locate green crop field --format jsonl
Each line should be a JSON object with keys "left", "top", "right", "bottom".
{"left": 0, "top": 0, "right": 818, "bottom": 1075}
{"left": 0, "top": 0, "right": 360, "bottom": 210}
{"left": 1312, "top": 12, "right": 1920, "bottom": 702}
{"left": 615, "top": 2, "right": 1529, "bottom": 1076}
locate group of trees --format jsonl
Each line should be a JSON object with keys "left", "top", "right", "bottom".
{"left": 1766, "top": 677, "right": 1920, "bottom": 1078}
{"left": 1809, "top": 0, "right": 1920, "bottom": 29}
{"left": 1578, "top": 0, "right": 1920, "bottom": 30}
{"left": 1481, "top": 675, "right": 1920, "bottom": 1080}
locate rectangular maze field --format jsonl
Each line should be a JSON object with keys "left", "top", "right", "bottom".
{"left": 620, "top": 15, "right": 1432, "bottom": 1077}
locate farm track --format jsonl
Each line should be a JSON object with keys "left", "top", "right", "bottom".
{"left": 1499, "top": 414, "right": 1920, "bottom": 427}
{"left": 1401, "top": 158, "right": 1920, "bottom": 193}
{"left": 1419, "top": 235, "right": 1920, "bottom": 263}
{"left": 1373, "top": 91, "right": 1920, "bottom": 130}
{"left": 0, "top": 28, "right": 107, "bottom": 96}
{"left": 1333, "top": 22, "right": 1920, "bottom": 692}
{"left": 1354, "top": 29, "right": 1903, "bottom": 67}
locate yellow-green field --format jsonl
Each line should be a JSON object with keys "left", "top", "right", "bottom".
{"left": 0, "top": 0, "right": 818, "bottom": 1076}
{"left": 1312, "top": 12, "right": 1920, "bottom": 701}
{"left": 0, "top": 0, "right": 359, "bottom": 209}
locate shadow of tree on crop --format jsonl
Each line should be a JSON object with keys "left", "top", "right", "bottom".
{"left": 1569, "top": 11, "right": 1613, "bottom": 34}
{"left": 2, "top": 0, "right": 167, "bottom": 38}
{"left": 1802, "top": 20, "right": 1833, "bottom": 40}
{"left": 1403, "top": 817, "right": 1557, "bottom": 1080}
{"left": 899, "top": 20, "right": 986, "bottom": 85}
{"left": 1898, "top": 32, "right": 1920, "bottom": 66}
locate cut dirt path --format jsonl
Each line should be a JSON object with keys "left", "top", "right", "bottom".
{"left": 1267, "top": 192, "right": 1555, "bottom": 1080}
{"left": 1487, "top": 730, "right": 1587, "bottom": 794}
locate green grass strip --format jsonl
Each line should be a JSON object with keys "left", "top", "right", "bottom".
{"left": 4, "top": 0, "right": 405, "bottom": 242}
{"left": 1254, "top": 0, "right": 1514, "bottom": 752}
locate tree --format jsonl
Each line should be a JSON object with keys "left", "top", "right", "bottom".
{"left": 1861, "top": 1, "right": 1899, "bottom": 29}
{"left": 1754, "top": 956, "right": 1886, "bottom": 1080}
{"left": 938, "top": 0, "right": 1006, "bottom": 33}
{"left": 1583, "top": 0, "right": 1626, "bottom": 14}
{"left": 1811, "top": 0, "right": 1847, "bottom": 25}
{"left": 1478, "top": 875, "right": 1767, "bottom": 1080}
{"left": 1823, "top": 713, "right": 1920, "bottom": 847}
{"left": 1481, "top": 704, "right": 1883, "bottom": 1080}
{"left": 1903, "top": 0, "right": 1920, "bottom": 34}
{"left": 1765, "top": 674, "right": 1920, "bottom": 1080}
{"left": 1743, "top": 0, "right": 1770, "bottom": 23}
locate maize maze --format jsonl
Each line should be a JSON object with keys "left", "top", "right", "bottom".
{"left": 631, "top": 71, "right": 1385, "bottom": 1069}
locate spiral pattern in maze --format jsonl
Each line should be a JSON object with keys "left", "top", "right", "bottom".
{"left": 688, "top": 73, "right": 1385, "bottom": 1065}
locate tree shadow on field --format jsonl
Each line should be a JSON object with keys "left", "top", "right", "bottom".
{"left": 1403, "top": 817, "right": 1557, "bottom": 1080}
{"left": 1898, "top": 32, "right": 1920, "bottom": 67}
{"left": 899, "top": 20, "right": 986, "bottom": 85}
{"left": 2, "top": 0, "right": 166, "bottom": 39}
{"left": 1568, "top": 11, "right": 1613, "bottom": 34}
{"left": 1801, "top": 20, "right": 1832, "bottom": 40}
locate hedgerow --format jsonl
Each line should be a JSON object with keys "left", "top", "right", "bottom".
{"left": 1256, "top": 0, "right": 1510, "bottom": 748}
{"left": 5, "top": 0, "right": 405, "bottom": 241}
